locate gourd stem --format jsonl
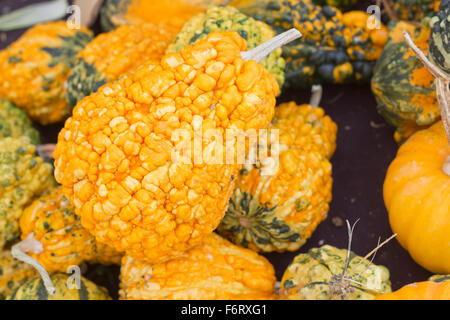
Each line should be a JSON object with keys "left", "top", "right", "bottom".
{"left": 403, "top": 32, "right": 450, "bottom": 148}
{"left": 11, "top": 233, "right": 56, "bottom": 296}
{"left": 36, "top": 143, "right": 56, "bottom": 160}
{"left": 241, "top": 28, "right": 301, "bottom": 62}
{"left": 309, "top": 85, "right": 323, "bottom": 108}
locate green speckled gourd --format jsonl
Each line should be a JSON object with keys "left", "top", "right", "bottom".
{"left": 166, "top": 5, "right": 286, "bottom": 88}
{"left": 0, "top": 250, "right": 36, "bottom": 300}
{"left": 312, "top": 0, "right": 357, "bottom": 10}
{"left": 100, "top": 0, "right": 130, "bottom": 31}
{"left": 280, "top": 245, "right": 392, "bottom": 300}
{"left": 7, "top": 273, "right": 111, "bottom": 300}
{"left": 229, "top": 0, "right": 388, "bottom": 88}
{"left": 386, "top": 0, "right": 440, "bottom": 21}
{"left": 0, "top": 137, "right": 56, "bottom": 248}
{"left": 0, "top": 99, "right": 40, "bottom": 144}
{"left": 429, "top": 1, "right": 450, "bottom": 76}
{"left": 371, "top": 20, "right": 439, "bottom": 143}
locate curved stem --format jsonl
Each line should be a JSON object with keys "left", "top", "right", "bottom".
{"left": 11, "top": 233, "right": 56, "bottom": 296}
{"left": 309, "top": 85, "right": 323, "bottom": 108}
{"left": 241, "top": 28, "right": 301, "bottom": 62}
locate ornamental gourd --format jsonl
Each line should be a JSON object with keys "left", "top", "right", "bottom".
{"left": 67, "top": 23, "right": 179, "bottom": 107}
{"left": 279, "top": 245, "right": 392, "bottom": 300}
{"left": 166, "top": 5, "right": 286, "bottom": 89}
{"left": 217, "top": 92, "right": 337, "bottom": 252}
{"left": 0, "top": 99, "right": 40, "bottom": 144}
{"left": 429, "top": 1, "right": 450, "bottom": 76}
{"left": 229, "top": 0, "right": 388, "bottom": 87}
{"left": 384, "top": 0, "right": 440, "bottom": 21}
{"left": 120, "top": 233, "right": 276, "bottom": 300}
{"left": 312, "top": 0, "right": 357, "bottom": 10}
{"left": 372, "top": 20, "right": 439, "bottom": 143}
{"left": 383, "top": 32, "right": 450, "bottom": 274}
{"left": 53, "top": 30, "right": 300, "bottom": 263}
{"left": 14, "top": 187, "right": 121, "bottom": 273}
{"left": 0, "top": 250, "right": 36, "bottom": 300}
{"left": 0, "top": 137, "right": 56, "bottom": 249}
{"left": 7, "top": 273, "right": 111, "bottom": 300}
{"left": 376, "top": 275, "right": 450, "bottom": 300}
{"left": 0, "top": 21, "right": 93, "bottom": 124}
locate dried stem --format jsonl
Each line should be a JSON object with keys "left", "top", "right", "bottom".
{"left": 11, "top": 233, "right": 55, "bottom": 295}
{"left": 309, "top": 85, "right": 323, "bottom": 108}
{"left": 241, "top": 28, "right": 301, "bottom": 62}
{"left": 36, "top": 143, "right": 56, "bottom": 160}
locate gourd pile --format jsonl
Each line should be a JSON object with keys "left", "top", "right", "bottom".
{"left": 0, "top": 0, "right": 448, "bottom": 300}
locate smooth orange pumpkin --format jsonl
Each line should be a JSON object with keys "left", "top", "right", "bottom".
{"left": 376, "top": 275, "right": 450, "bottom": 300}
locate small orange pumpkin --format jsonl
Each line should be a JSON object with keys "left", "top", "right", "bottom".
{"left": 376, "top": 275, "right": 450, "bottom": 300}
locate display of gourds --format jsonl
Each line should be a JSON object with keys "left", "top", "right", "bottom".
{"left": 229, "top": 0, "right": 388, "bottom": 87}
{"left": 17, "top": 188, "right": 121, "bottom": 272}
{"left": 217, "top": 100, "right": 336, "bottom": 252}
{"left": 376, "top": 275, "right": 450, "bottom": 300}
{"left": 372, "top": 20, "right": 439, "bottom": 143}
{"left": 67, "top": 22, "right": 179, "bottom": 107}
{"left": 0, "top": 137, "right": 56, "bottom": 249}
{"left": 279, "top": 245, "right": 392, "bottom": 300}
{"left": 0, "top": 21, "right": 93, "bottom": 124}
{"left": 7, "top": 273, "right": 111, "bottom": 300}
{"left": 119, "top": 233, "right": 276, "bottom": 300}
{"left": 0, "top": 250, "right": 36, "bottom": 299}
{"left": 0, "top": 0, "right": 449, "bottom": 301}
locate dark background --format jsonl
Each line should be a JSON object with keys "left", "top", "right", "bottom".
{"left": 0, "top": 0, "right": 433, "bottom": 295}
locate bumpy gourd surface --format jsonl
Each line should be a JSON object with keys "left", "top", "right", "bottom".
{"left": 218, "top": 102, "right": 336, "bottom": 252}
{"left": 429, "top": 1, "right": 450, "bottom": 76}
{"left": 120, "top": 233, "right": 276, "bottom": 300}
{"left": 167, "top": 5, "right": 285, "bottom": 88}
{"left": 376, "top": 275, "right": 450, "bottom": 300}
{"left": 372, "top": 21, "right": 439, "bottom": 143}
{"left": 230, "top": 0, "right": 388, "bottom": 87}
{"left": 0, "top": 99, "right": 40, "bottom": 144}
{"left": 384, "top": 121, "right": 450, "bottom": 274}
{"left": 54, "top": 31, "right": 278, "bottom": 263}
{"left": 20, "top": 188, "right": 121, "bottom": 272}
{"left": 386, "top": 0, "right": 440, "bottom": 21}
{"left": 0, "top": 250, "right": 36, "bottom": 300}
{"left": 0, "top": 137, "right": 55, "bottom": 248}
{"left": 0, "top": 21, "right": 93, "bottom": 124}
{"left": 280, "top": 245, "right": 392, "bottom": 300}
{"left": 67, "top": 23, "right": 180, "bottom": 107}
{"left": 8, "top": 273, "right": 111, "bottom": 300}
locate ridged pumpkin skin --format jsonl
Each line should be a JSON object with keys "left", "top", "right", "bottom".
{"left": 429, "top": 1, "right": 450, "bottom": 76}
{"left": 280, "top": 245, "right": 392, "bottom": 300}
{"left": 19, "top": 188, "right": 121, "bottom": 272}
{"left": 0, "top": 137, "right": 56, "bottom": 249}
{"left": 167, "top": 5, "right": 285, "bottom": 89}
{"left": 8, "top": 273, "right": 111, "bottom": 300}
{"left": 386, "top": 0, "right": 440, "bottom": 21}
{"left": 0, "top": 21, "right": 93, "bottom": 124}
{"left": 230, "top": 0, "right": 388, "bottom": 87}
{"left": 217, "top": 102, "right": 336, "bottom": 252}
{"left": 120, "top": 233, "right": 276, "bottom": 300}
{"left": 0, "top": 251, "right": 36, "bottom": 300}
{"left": 0, "top": 99, "right": 40, "bottom": 144}
{"left": 67, "top": 23, "right": 179, "bottom": 107}
{"left": 384, "top": 121, "right": 450, "bottom": 274}
{"left": 372, "top": 21, "right": 438, "bottom": 143}
{"left": 376, "top": 275, "right": 450, "bottom": 300}
{"left": 53, "top": 31, "right": 278, "bottom": 263}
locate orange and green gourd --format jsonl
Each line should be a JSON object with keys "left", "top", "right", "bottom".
{"left": 119, "top": 233, "right": 276, "bottom": 300}
{"left": 0, "top": 137, "right": 56, "bottom": 249}
{"left": 376, "top": 275, "right": 450, "bottom": 300}
{"left": 0, "top": 250, "right": 36, "bottom": 300}
{"left": 229, "top": 0, "right": 388, "bottom": 88}
{"left": 279, "top": 245, "right": 392, "bottom": 300}
{"left": 312, "top": 0, "right": 357, "bottom": 10}
{"left": 0, "top": 99, "right": 40, "bottom": 144}
{"left": 0, "top": 21, "right": 93, "bottom": 125}
{"left": 384, "top": 0, "right": 440, "bottom": 21}
{"left": 67, "top": 22, "right": 179, "bottom": 107}
{"left": 7, "top": 273, "right": 111, "bottom": 300}
{"left": 372, "top": 20, "right": 439, "bottom": 143}
{"left": 17, "top": 188, "right": 121, "bottom": 273}
{"left": 53, "top": 30, "right": 299, "bottom": 263}
{"left": 217, "top": 99, "right": 337, "bottom": 252}
{"left": 166, "top": 5, "right": 286, "bottom": 89}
